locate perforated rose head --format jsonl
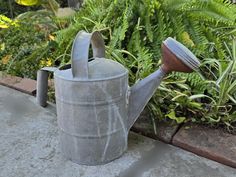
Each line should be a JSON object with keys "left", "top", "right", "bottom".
{"left": 161, "top": 37, "right": 200, "bottom": 73}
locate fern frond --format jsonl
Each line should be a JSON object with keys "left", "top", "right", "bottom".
{"left": 172, "top": 72, "right": 208, "bottom": 93}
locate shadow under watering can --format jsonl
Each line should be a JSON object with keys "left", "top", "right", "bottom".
{"left": 36, "top": 31, "right": 200, "bottom": 165}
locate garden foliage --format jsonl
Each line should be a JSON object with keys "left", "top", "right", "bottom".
{"left": 0, "top": 10, "right": 58, "bottom": 78}
{"left": 55, "top": 0, "right": 236, "bottom": 129}
{"left": 0, "top": 0, "right": 40, "bottom": 18}
{"left": 1, "top": 0, "right": 236, "bottom": 130}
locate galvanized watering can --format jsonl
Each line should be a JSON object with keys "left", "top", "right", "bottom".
{"left": 36, "top": 31, "right": 200, "bottom": 165}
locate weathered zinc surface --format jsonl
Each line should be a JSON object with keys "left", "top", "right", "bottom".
{"left": 0, "top": 85, "right": 236, "bottom": 177}
{"left": 37, "top": 31, "right": 168, "bottom": 165}
{"left": 36, "top": 31, "right": 201, "bottom": 165}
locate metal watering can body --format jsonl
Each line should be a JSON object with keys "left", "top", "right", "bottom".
{"left": 36, "top": 31, "right": 200, "bottom": 165}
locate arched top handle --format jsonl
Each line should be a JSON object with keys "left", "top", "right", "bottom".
{"left": 71, "top": 31, "right": 105, "bottom": 79}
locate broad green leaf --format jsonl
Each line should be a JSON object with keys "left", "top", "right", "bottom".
{"left": 189, "top": 94, "right": 216, "bottom": 105}
{"left": 202, "top": 58, "right": 222, "bottom": 75}
{"left": 41, "top": 0, "right": 59, "bottom": 13}
{"left": 171, "top": 94, "right": 187, "bottom": 101}
{"left": 227, "top": 80, "right": 236, "bottom": 93}
{"left": 227, "top": 28, "right": 236, "bottom": 35}
{"left": 0, "top": 24, "right": 8, "bottom": 28}
{"left": 209, "top": 116, "right": 221, "bottom": 123}
{"left": 188, "top": 102, "right": 202, "bottom": 109}
{"left": 0, "top": 15, "right": 18, "bottom": 28}
{"left": 233, "top": 39, "right": 236, "bottom": 61}
{"left": 216, "top": 61, "right": 233, "bottom": 86}
{"left": 189, "top": 94, "right": 207, "bottom": 100}
{"left": 228, "top": 94, "right": 236, "bottom": 104}
{"left": 0, "top": 43, "right": 5, "bottom": 51}
{"left": 15, "top": 0, "right": 40, "bottom": 6}
{"left": 166, "top": 110, "right": 186, "bottom": 124}
{"left": 176, "top": 83, "right": 189, "bottom": 90}
{"left": 171, "top": 91, "right": 190, "bottom": 101}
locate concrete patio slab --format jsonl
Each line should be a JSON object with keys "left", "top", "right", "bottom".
{"left": 0, "top": 85, "right": 235, "bottom": 177}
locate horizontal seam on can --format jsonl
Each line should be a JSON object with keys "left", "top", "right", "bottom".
{"left": 55, "top": 95, "right": 125, "bottom": 106}
{"left": 59, "top": 127, "right": 126, "bottom": 139}
{"left": 54, "top": 70, "right": 129, "bottom": 82}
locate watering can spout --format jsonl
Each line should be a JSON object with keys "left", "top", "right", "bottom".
{"left": 127, "top": 67, "right": 166, "bottom": 130}
{"left": 127, "top": 41, "right": 201, "bottom": 130}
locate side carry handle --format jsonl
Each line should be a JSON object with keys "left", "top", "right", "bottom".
{"left": 36, "top": 67, "right": 57, "bottom": 107}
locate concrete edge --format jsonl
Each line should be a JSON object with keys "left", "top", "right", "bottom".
{"left": 131, "top": 121, "right": 236, "bottom": 169}
{"left": 172, "top": 136, "right": 236, "bottom": 169}
{"left": 172, "top": 124, "right": 236, "bottom": 169}
{"left": 0, "top": 74, "right": 37, "bottom": 96}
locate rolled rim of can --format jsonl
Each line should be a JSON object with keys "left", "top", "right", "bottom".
{"left": 163, "top": 37, "right": 201, "bottom": 71}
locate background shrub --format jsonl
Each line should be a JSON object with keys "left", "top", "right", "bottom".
{"left": 54, "top": 0, "right": 236, "bottom": 129}
{"left": 1, "top": 0, "right": 236, "bottom": 131}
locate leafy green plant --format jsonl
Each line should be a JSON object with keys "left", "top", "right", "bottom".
{"left": 15, "top": 0, "right": 59, "bottom": 14}
{"left": 199, "top": 39, "right": 236, "bottom": 129}
{"left": 1, "top": 0, "right": 236, "bottom": 130}
{"left": 0, "top": 0, "right": 75, "bottom": 78}
{"left": 0, "top": 9, "right": 58, "bottom": 78}
{"left": 0, "top": 0, "right": 40, "bottom": 18}
{"left": 52, "top": 0, "right": 236, "bottom": 129}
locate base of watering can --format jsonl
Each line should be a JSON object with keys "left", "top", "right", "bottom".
{"left": 61, "top": 149, "right": 126, "bottom": 166}
{"left": 59, "top": 130, "right": 128, "bottom": 166}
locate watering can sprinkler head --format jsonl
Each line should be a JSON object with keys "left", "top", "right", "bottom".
{"left": 161, "top": 37, "right": 201, "bottom": 74}
{"left": 161, "top": 44, "right": 193, "bottom": 73}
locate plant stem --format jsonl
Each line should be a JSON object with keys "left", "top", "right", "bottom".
{"left": 8, "top": 0, "right": 13, "bottom": 18}
{"left": 48, "top": 0, "right": 57, "bottom": 16}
